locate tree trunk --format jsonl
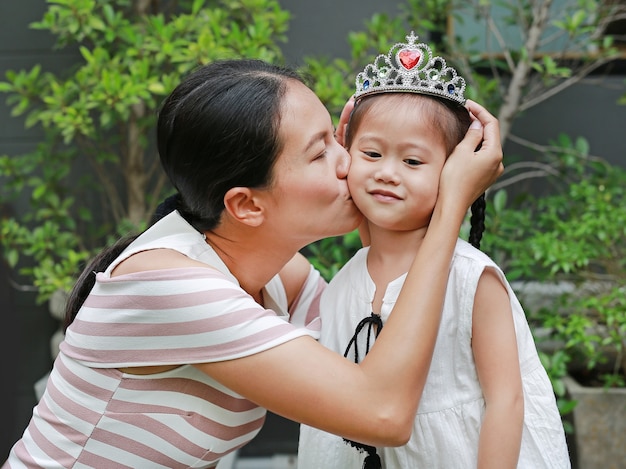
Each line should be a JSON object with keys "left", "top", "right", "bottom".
{"left": 126, "top": 101, "right": 148, "bottom": 227}
{"left": 124, "top": 0, "right": 152, "bottom": 227}
{"left": 497, "top": 0, "right": 552, "bottom": 144}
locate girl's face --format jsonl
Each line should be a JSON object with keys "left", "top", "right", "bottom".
{"left": 262, "top": 81, "right": 362, "bottom": 245}
{"left": 347, "top": 96, "right": 448, "bottom": 232}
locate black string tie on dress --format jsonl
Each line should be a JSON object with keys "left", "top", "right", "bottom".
{"left": 342, "top": 312, "right": 384, "bottom": 469}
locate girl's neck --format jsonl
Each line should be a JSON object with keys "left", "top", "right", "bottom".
{"left": 366, "top": 225, "right": 428, "bottom": 308}
{"left": 367, "top": 226, "right": 426, "bottom": 267}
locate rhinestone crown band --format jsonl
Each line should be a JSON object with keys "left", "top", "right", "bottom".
{"left": 354, "top": 32, "right": 466, "bottom": 105}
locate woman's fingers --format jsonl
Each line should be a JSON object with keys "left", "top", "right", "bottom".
{"left": 465, "top": 100, "right": 504, "bottom": 180}
{"left": 466, "top": 99, "right": 502, "bottom": 157}
{"left": 440, "top": 101, "right": 504, "bottom": 204}
{"left": 335, "top": 96, "right": 355, "bottom": 147}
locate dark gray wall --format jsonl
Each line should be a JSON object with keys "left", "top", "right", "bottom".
{"left": 1, "top": 0, "right": 625, "bottom": 461}
{"left": 278, "top": 0, "right": 403, "bottom": 66}
{"left": 0, "top": 1, "right": 79, "bottom": 458}
{"left": 508, "top": 77, "right": 626, "bottom": 168}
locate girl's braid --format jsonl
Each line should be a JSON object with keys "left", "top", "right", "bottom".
{"left": 469, "top": 193, "right": 486, "bottom": 249}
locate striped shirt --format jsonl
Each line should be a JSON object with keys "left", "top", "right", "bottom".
{"left": 4, "top": 211, "right": 324, "bottom": 468}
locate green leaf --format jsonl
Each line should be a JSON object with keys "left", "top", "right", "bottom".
{"left": 6, "top": 249, "right": 19, "bottom": 268}
{"left": 147, "top": 82, "right": 166, "bottom": 94}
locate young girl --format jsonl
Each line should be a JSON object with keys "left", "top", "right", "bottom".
{"left": 298, "top": 34, "right": 570, "bottom": 469}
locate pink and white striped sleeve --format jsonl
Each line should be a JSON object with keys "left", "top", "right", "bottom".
{"left": 61, "top": 267, "right": 317, "bottom": 367}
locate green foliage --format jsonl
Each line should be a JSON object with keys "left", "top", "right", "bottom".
{"left": 480, "top": 139, "right": 626, "bottom": 388}
{"left": 538, "top": 349, "right": 576, "bottom": 433}
{"left": 0, "top": 0, "right": 290, "bottom": 302}
{"left": 529, "top": 179, "right": 626, "bottom": 278}
{"left": 499, "top": 155, "right": 624, "bottom": 281}
{"left": 539, "top": 286, "right": 626, "bottom": 388}
{"left": 481, "top": 134, "right": 623, "bottom": 280}
{"left": 304, "top": 230, "right": 362, "bottom": 282}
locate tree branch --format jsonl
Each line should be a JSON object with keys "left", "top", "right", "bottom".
{"left": 491, "top": 168, "right": 560, "bottom": 192}
{"left": 519, "top": 56, "right": 615, "bottom": 111}
{"left": 506, "top": 133, "right": 606, "bottom": 163}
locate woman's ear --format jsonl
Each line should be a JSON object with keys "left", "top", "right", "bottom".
{"left": 223, "top": 187, "right": 264, "bottom": 227}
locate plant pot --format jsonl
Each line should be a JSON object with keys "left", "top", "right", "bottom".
{"left": 563, "top": 375, "right": 626, "bottom": 469}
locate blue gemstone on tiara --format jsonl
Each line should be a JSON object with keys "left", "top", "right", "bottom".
{"left": 353, "top": 31, "right": 466, "bottom": 106}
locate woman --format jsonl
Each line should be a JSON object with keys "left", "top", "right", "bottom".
{"left": 4, "top": 59, "right": 502, "bottom": 468}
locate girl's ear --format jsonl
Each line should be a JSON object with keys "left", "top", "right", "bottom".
{"left": 223, "top": 187, "right": 265, "bottom": 227}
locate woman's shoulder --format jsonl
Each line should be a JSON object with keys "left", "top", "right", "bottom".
{"left": 110, "top": 248, "right": 216, "bottom": 277}
{"left": 104, "top": 211, "right": 239, "bottom": 282}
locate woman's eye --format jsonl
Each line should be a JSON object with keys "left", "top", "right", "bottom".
{"left": 314, "top": 150, "right": 327, "bottom": 160}
{"left": 364, "top": 151, "right": 382, "bottom": 159}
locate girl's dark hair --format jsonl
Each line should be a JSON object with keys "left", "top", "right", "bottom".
{"left": 64, "top": 59, "right": 305, "bottom": 329}
{"left": 346, "top": 93, "right": 486, "bottom": 249}
{"left": 468, "top": 194, "right": 486, "bottom": 249}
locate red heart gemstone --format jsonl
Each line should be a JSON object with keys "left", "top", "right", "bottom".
{"left": 399, "top": 49, "right": 420, "bottom": 70}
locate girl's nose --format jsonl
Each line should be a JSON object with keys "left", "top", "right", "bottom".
{"left": 375, "top": 161, "right": 400, "bottom": 184}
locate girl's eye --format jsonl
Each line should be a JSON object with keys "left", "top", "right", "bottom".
{"left": 364, "top": 151, "right": 382, "bottom": 159}
{"left": 405, "top": 158, "right": 422, "bottom": 167}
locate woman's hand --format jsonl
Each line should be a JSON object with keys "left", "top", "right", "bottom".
{"left": 439, "top": 100, "right": 504, "bottom": 212}
{"left": 335, "top": 96, "right": 355, "bottom": 147}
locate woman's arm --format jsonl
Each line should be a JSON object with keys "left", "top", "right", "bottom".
{"left": 472, "top": 268, "right": 524, "bottom": 468}
{"left": 194, "top": 101, "right": 503, "bottom": 446}
{"left": 278, "top": 252, "right": 318, "bottom": 311}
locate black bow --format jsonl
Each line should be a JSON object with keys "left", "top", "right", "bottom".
{"left": 343, "top": 312, "right": 383, "bottom": 362}
{"left": 342, "top": 312, "right": 384, "bottom": 469}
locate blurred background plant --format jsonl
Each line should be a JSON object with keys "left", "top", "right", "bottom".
{"left": 0, "top": 0, "right": 290, "bottom": 301}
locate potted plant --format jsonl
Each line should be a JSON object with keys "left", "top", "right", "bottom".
{"left": 537, "top": 281, "right": 626, "bottom": 469}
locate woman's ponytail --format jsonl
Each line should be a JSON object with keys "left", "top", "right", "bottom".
{"left": 63, "top": 235, "right": 138, "bottom": 331}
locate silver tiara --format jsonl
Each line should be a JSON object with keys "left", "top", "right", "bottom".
{"left": 354, "top": 32, "right": 466, "bottom": 105}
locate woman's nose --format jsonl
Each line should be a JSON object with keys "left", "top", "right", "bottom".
{"left": 337, "top": 145, "right": 350, "bottom": 179}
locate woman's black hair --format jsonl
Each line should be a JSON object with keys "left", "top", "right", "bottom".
{"left": 345, "top": 93, "right": 486, "bottom": 250}
{"left": 64, "top": 59, "right": 305, "bottom": 329}
{"left": 63, "top": 234, "right": 138, "bottom": 330}
{"left": 157, "top": 59, "right": 304, "bottom": 232}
